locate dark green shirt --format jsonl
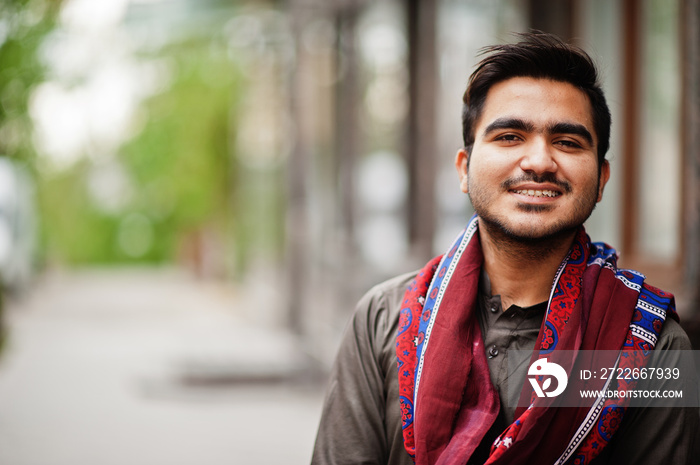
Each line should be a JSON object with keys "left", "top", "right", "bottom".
{"left": 312, "top": 271, "right": 699, "bottom": 465}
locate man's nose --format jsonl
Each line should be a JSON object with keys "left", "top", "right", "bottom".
{"left": 518, "top": 139, "right": 557, "bottom": 174}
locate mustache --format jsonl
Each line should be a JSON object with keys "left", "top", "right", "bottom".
{"left": 501, "top": 173, "right": 572, "bottom": 193}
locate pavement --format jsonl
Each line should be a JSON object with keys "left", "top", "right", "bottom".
{"left": 0, "top": 267, "right": 326, "bottom": 465}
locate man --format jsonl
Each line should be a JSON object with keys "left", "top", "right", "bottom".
{"left": 312, "top": 32, "right": 698, "bottom": 465}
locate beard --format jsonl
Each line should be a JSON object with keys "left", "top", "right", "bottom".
{"left": 467, "top": 172, "right": 600, "bottom": 250}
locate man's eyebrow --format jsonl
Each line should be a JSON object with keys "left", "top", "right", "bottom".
{"left": 482, "top": 118, "right": 595, "bottom": 147}
{"left": 482, "top": 117, "right": 534, "bottom": 136}
{"left": 548, "top": 122, "right": 594, "bottom": 146}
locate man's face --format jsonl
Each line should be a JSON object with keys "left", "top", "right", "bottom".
{"left": 455, "top": 77, "right": 610, "bottom": 242}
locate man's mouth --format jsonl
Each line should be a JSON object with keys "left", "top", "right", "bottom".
{"left": 510, "top": 189, "right": 561, "bottom": 198}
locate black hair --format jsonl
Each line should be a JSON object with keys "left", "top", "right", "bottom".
{"left": 462, "top": 32, "right": 611, "bottom": 168}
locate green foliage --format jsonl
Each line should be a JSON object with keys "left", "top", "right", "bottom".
{"left": 1, "top": 2, "right": 284, "bottom": 272}
{"left": 123, "top": 41, "right": 237, "bottom": 231}
{"left": 0, "top": 0, "right": 59, "bottom": 163}
{"left": 41, "top": 36, "right": 244, "bottom": 265}
{"left": 129, "top": 38, "right": 241, "bottom": 261}
{"left": 0, "top": 0, "right": 59, "bottom": 276}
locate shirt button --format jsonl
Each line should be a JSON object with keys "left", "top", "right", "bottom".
{"left": 488, "top": 345, "right": 499, "bottom": 358}
{"left": 490, "top": 306, "right": 498, "bottom": 313}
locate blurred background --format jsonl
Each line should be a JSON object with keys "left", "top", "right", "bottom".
{"left": 0, "top": 0, "right": 698, "bottom": 463}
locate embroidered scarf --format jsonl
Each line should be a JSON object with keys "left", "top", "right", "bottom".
{"left": 396, "top": 216, "right": 677, "bottom": 464}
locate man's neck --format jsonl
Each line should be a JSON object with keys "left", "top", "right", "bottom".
{"left": 478, "top": 224, "right": 577, "bottom": 311}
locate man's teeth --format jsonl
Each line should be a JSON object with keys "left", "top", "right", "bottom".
{"left": 513, "top": 189, "right": 560, "bottom": 198}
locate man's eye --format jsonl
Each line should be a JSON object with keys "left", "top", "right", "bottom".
{"left": 555, "top": 140, "right": 582, "bottom": 149}
{"left": 496, "top": 134, "right": 520, "bottom": 142}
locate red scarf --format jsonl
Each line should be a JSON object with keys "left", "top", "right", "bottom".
{"left": 396, "top": 217, "right": 676, "bottom": 464}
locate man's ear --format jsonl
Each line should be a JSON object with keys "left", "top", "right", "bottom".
{"left": 455, "top": 148, "right": 470, "bottom": 194}
{"left": 597, "top": 160, "right": 611, "bottom": 202}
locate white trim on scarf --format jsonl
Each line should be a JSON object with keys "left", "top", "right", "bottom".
{"left": 413, "top": 217, "right": 478, "bottom": 411}
{"left": 554, "top": 353, "right": 622, "bottom": 465}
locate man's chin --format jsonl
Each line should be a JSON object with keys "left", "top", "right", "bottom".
{"left": 477, "top": 215, "right": 581, "bottom": 244}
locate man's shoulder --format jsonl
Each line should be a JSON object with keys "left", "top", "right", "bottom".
{"left": 658, "top": 315, "right": 693, "bottom": 350}
{"left": 364, "top": 270, "right": 419, "bottom": 301}
{"left": 630, "top": 277, "right": 693, "bottom": 350}
{"left": 352, "top": 270, "right": 419, "bottom": 325}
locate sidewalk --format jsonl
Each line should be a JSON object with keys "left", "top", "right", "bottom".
{"left": 0, "top": 267, "right": 324, "bottom": 465}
